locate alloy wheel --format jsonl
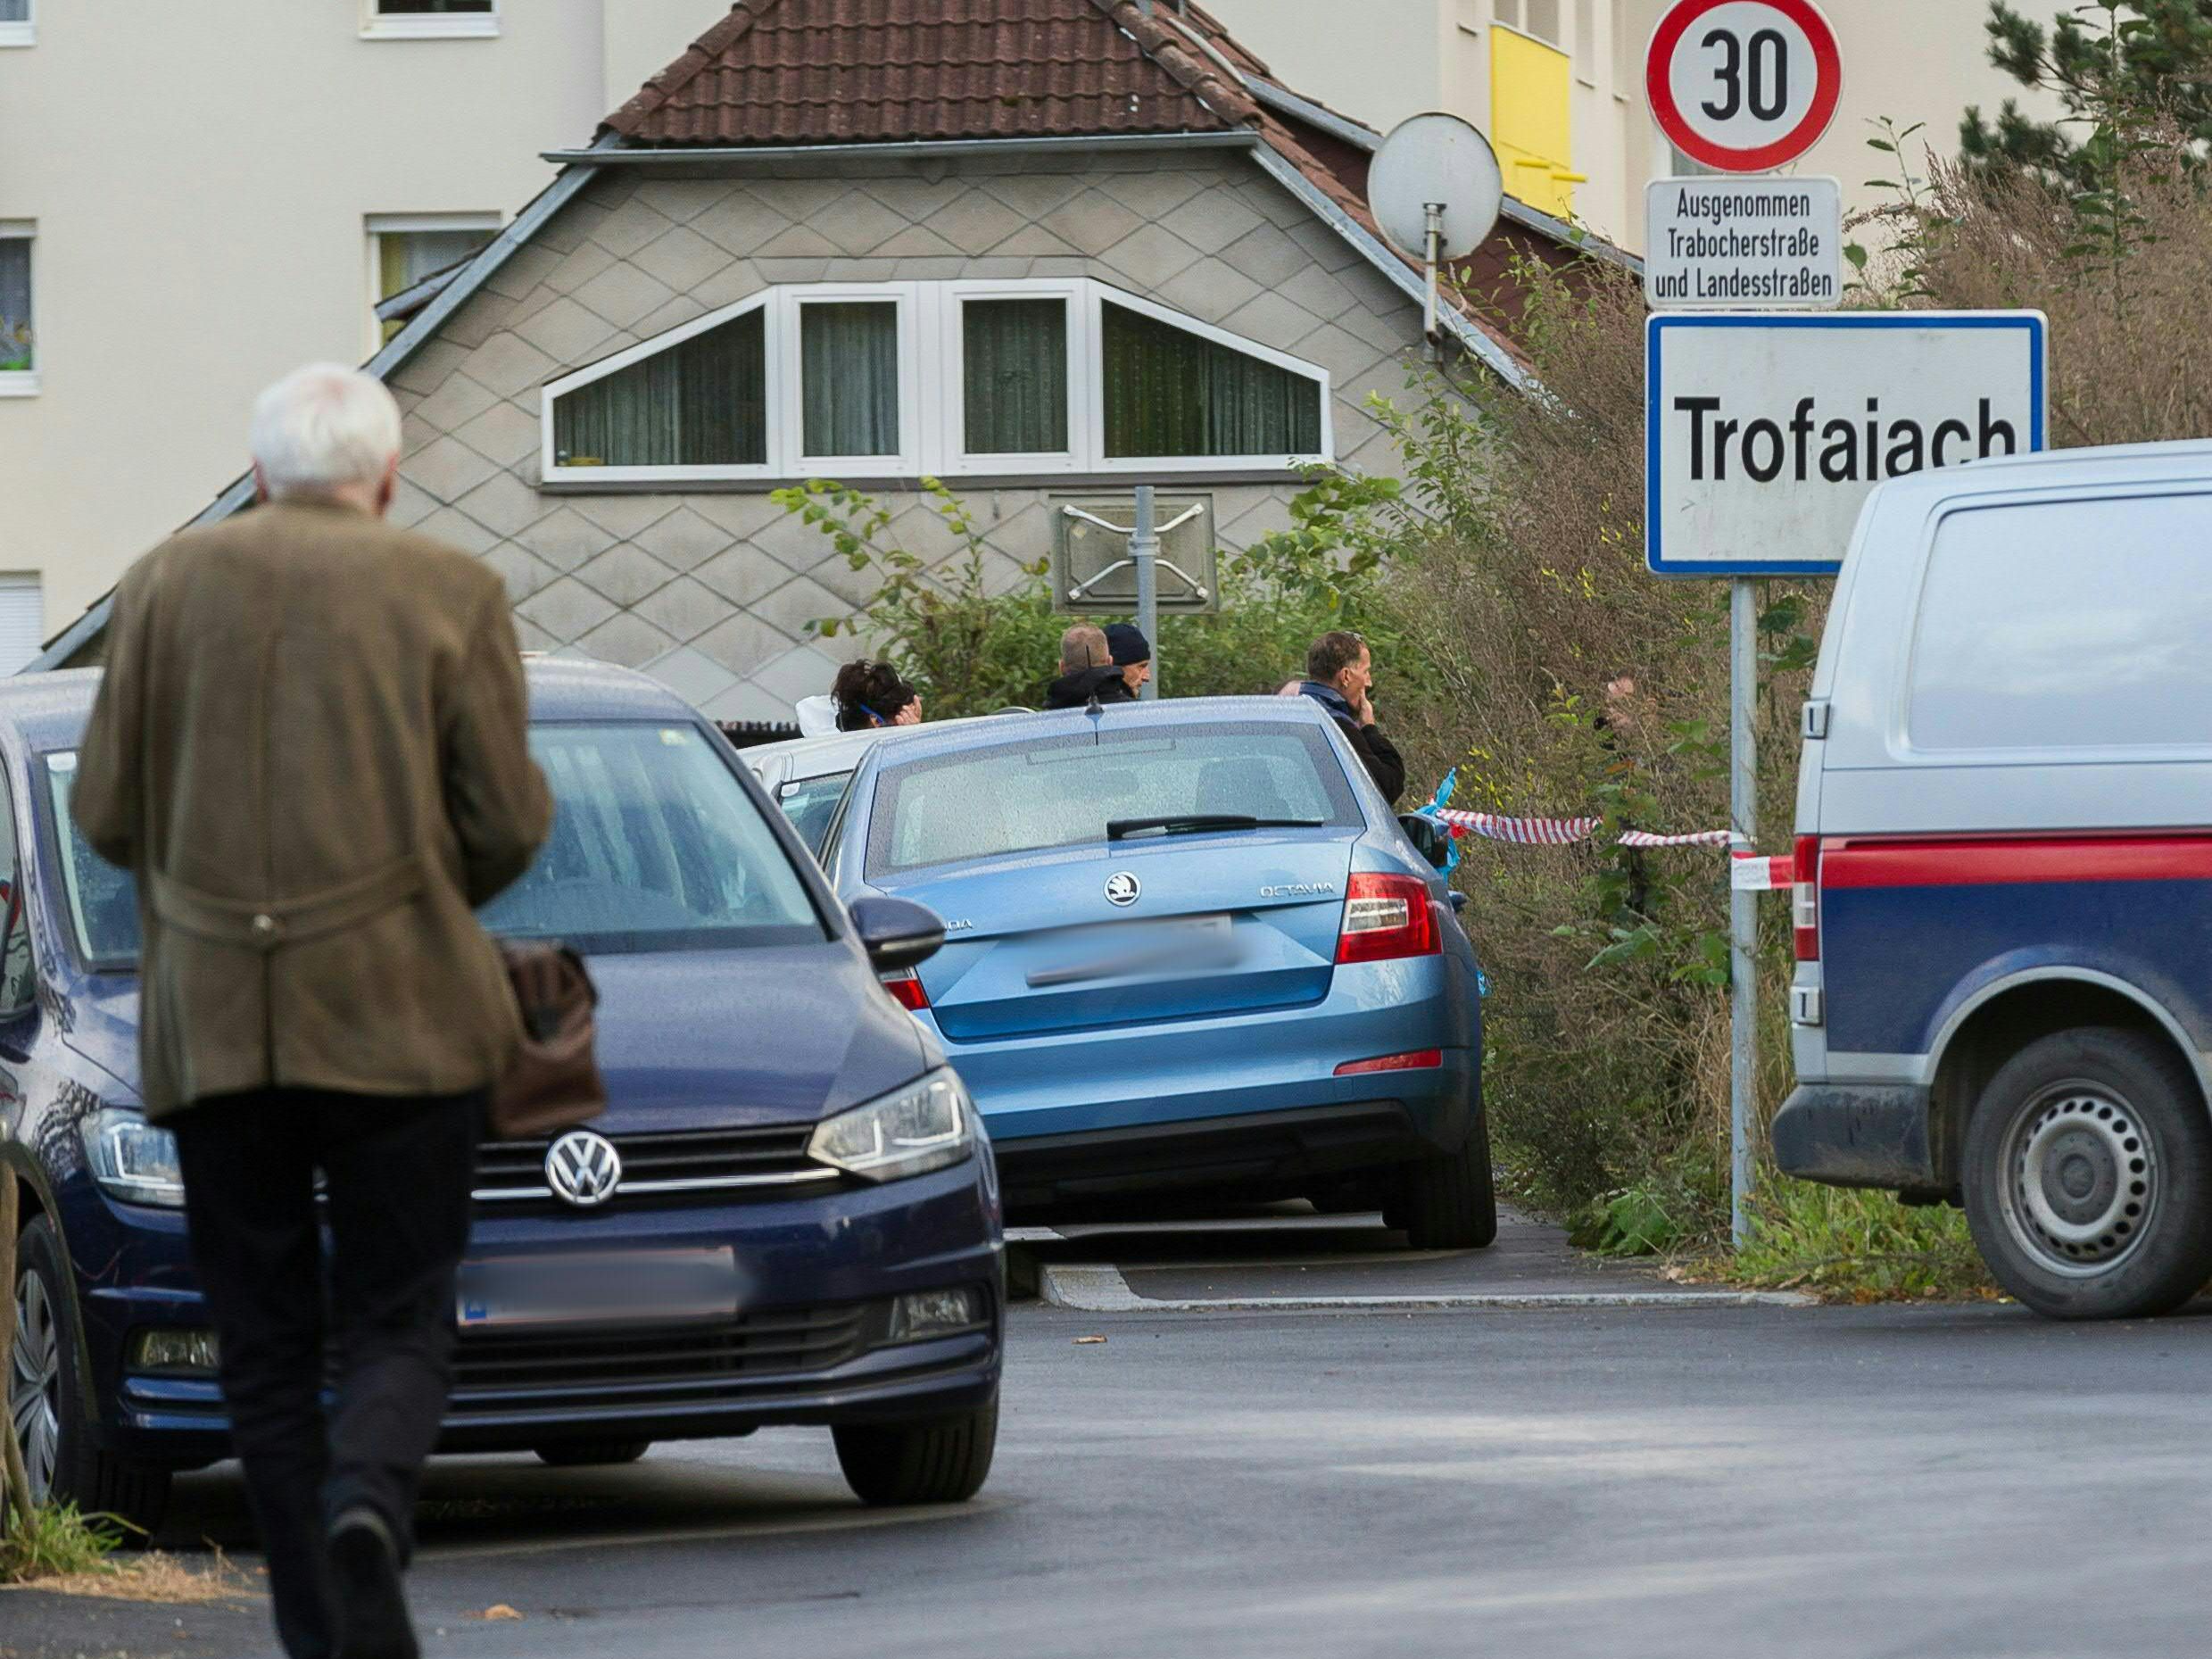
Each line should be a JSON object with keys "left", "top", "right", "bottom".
{"left": 10, "top": 1266, "right": 61, "bottom": 1502}
{"left": 1997, "top": 1082, "right": 2158, "bottom": 1278}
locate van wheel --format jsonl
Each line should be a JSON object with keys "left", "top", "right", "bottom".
{"left": 1388, "top": 1110, "right": 1499, "bottom": 1250}
{"left": 12, "top": 1217, "right": 172, "bottom": 1533}
{"left": 1963, "top": 1028, "right": 2212, "bottom": 1320}
{"left": 833, "top": 1390, "right": 998, "bottom": 1506}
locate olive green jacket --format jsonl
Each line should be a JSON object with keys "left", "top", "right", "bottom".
{"left": 72, "top": 502, "right": 552, "bottom": 1121}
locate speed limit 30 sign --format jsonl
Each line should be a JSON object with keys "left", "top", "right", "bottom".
{"left": 1647, "top": 0, "right": 1842, "bottom": 173}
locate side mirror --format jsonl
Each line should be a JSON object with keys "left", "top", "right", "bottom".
{"left": 849, "top": 895, "right": 946, "bottom": 975}
{"left": 1397, "top": 813, "right": 1453, "bottom": 871}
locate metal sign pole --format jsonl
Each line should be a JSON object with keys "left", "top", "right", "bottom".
{"left": 1729, "top": 577, "right": 1758, "bottom": 1247}
{"left": 1131, "top": 485, "right": 1160, "bottom": 701}
{"left": 1422, "top": 202, "right": 1445, "bottom": 365}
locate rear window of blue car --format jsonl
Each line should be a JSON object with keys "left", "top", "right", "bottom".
{"left": 865, "top": 721, "right": 1360, "bottom": 877}
{"left": 45, "top": 722, "right": 825, "bottom": 966}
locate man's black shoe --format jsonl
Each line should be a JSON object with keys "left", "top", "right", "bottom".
{"left": 328, "top": 1507, "right": 418, "bottom": 1659}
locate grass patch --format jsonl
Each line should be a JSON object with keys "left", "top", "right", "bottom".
{"left": 0, "top": 1503, "right": 252, "bottom": 1604}
{"left": 1724, "top": 1178, "right": 1999, "bottom": 1302}
{"left": 0, "top": 1502, "right": 129, "bottom": 1585}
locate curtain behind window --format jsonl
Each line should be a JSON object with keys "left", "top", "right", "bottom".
{"left": 0, "top": 0, "right": 28, "bottom": 18}
{"left": 553, "top": 307, "right": 766, "bottom": 468}
{"left": 964, "top": 298, "right": 1068, "bottom": 454}
{"left": 0, "top": 241, "right": 29, "bottom": 372}
{"left": 1101, "top": 302, "right": 1321, "bottom": 459}
{"left": 801, "top": 302, "right": 899, "bottom": 457}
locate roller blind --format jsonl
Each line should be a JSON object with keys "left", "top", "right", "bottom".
{"left": 0, "top": 579, "right": 44, "bottom": 676}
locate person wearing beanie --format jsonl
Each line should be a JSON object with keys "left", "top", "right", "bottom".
{"left": 1044, "top": 624, "right": 1135, "bottom": 709}
{"left": 1104, "top": 622, "right": 1152, "bottom": 697}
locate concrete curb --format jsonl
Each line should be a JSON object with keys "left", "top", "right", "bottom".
{"left": 1037, "top": 1264, "right": 1820, "bottom": 1314}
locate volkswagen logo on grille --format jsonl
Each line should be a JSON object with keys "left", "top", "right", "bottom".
{"left": 545, "top": 1130, "right": 622, "bottom": 1208}
{"left": 1105, "top": 871, "right": 1141, "bottom": 908}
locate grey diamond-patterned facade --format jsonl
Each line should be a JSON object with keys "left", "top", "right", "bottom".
{"left": 30, "top": 0, "right": 1596, "bottom": 685}
{"left": 384, "top": 155, "right": 1426, "bottom": 725}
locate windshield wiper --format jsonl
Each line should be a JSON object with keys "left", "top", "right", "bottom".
{"left": 1106, "top": 815, "right": 1326, "bottom": 842}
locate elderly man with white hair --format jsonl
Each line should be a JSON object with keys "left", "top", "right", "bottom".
{"left": 73, "top": 363, "right": 551, "bottom": 1659}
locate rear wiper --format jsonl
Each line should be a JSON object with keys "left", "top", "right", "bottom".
{"left": 1106, "top": 815, "right": 1326, "bottom": 842}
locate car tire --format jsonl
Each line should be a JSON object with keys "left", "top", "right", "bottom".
{"left": 1389, "top": 1109, "right": 1499, "bottom": 1250}
{"left": 1963, "top": 1027, "right": 2212, "bottom": 1321}
{"left": 833, "top": 1389, "right": 998, "bottom": 1506}
{"left": 533, "top": 1439, "right": 651, "bottom": 1468}
{"left": 12, "top": 1217, "right": 172, "bottom": 1533}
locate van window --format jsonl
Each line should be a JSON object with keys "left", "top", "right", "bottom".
{"left": 1908, "top": 494, "right": 2212, "bottom": 752}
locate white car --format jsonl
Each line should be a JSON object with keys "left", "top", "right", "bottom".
{"left": 742, "top": 714, "right": 1019, "bottom": 855}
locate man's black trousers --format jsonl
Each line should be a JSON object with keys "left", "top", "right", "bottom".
{"left": 172, "top": 1088, "right": 480, "bottom": 1659}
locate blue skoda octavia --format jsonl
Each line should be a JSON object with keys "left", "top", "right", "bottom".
{"left": 814, "top": 698, "right": 1493, "bottom": 1248}
{"left": 3, "top": 661, "right": 1000, "bottom": 1530}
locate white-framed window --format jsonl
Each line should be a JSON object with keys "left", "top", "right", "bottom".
{"left": 541, "top": 279, "right": 1332, "bottom": 486}
{"left": 0, "top": 577, "right": 41, "bottom": 675}
{"left": 0, "top": 224, "right": 35, "bottom": 396}
{"left": 789, "top": 286, "right": 922, "bottom": 476}
{"left": 361, "top": 0, "right": 498, "bottom": 41}
{"left": 368, "top": 213, "right": 498, "bottom": 345}
{"left": 0, "top": 0, "right": 34, "bottom": 50}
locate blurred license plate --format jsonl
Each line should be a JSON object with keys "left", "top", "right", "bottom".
{"left": 456, "top": 1248, "right": 740, "bottom": 1331}
{"left": 1029, "top": 914, "right": 1239, "bottom": 987}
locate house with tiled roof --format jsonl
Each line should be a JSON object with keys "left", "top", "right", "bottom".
{"left": 33, "top": 0, "right": 1626, "bottom": 715}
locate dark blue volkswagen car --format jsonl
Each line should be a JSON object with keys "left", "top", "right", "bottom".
{"left": 4, "top": 661, "right": 1001, "bottom": 1530}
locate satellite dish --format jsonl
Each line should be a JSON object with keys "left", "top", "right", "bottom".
{"left": 1369, "top": 112, "right": 1504, "bottom": 261}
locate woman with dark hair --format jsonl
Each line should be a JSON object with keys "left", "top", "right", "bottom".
{"left": 831, "top": 659, "right": 922, "bottom": 732}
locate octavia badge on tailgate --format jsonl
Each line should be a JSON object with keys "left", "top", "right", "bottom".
{"left": 1104, "top": 871, "right": 1142, "bottom": 907}
{"left": 545, "top": 1129, "right": 622, "bottom": 1208}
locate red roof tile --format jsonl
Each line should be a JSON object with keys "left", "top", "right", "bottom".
{"left": 602, "top": 0, "right": 1545, "bottom": 374}
{"left": 608, "top": 0, "right": 1247, "bottom": 147}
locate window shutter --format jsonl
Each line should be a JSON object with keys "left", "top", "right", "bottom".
{"left": 0, "top": 578, "right": 44, "bottom": 676}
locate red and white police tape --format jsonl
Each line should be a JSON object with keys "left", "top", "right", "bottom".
{"left": 1427, "top": 808, "right": 1791, "bottom": 891}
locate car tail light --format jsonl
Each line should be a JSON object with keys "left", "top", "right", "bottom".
{"left": 1336, "top": 874, "right": 1440, "bottom": 965}
{"left": 1793, "top": 835, "right": 1822, "bottom": 962}
{"left": 1334, "top": 1049, "right": 1443, "bottom": 1076}
{"left": 881, "top": 969, "right": 929, "bottom": 1012}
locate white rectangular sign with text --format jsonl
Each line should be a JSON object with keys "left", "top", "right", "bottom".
{"left": 1645, "top": 176, "right": 1843, "bottom": 310}
{"left": 1645, "top": 311, "right": 2048, "bottom": 577}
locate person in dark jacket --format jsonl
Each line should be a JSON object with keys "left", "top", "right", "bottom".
{"left": 1299, "top": 630, "right": 1407, "bottom": 807}
{"left": 1044, "top": 625, "right": 1136, "bottom": 709}
{"left": 74, "top": 363, "right": 551, "bottom": 1659}
{"left": 1105, "top": 622, "right": 1152, "bottom": 698}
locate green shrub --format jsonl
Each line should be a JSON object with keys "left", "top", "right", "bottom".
{"left": 770, "top": 477, "right": 1390, "bottom": 716}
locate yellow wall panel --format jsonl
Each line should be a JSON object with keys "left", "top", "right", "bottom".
{"left": 1491, "top": 26, "right": 1578, "bottom": 219}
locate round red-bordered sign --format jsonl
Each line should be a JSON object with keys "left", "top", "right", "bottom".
{"left": 1646, "top": 0, "right": 1842, "bottom": 173}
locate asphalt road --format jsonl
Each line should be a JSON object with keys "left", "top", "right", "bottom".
{"left": 12, "top": 1216, "right": 2212, "bottom": 1658}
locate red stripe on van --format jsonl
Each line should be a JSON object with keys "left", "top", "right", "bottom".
{"left": 1822, "top": 835, "right": 2212, "bottom": 891}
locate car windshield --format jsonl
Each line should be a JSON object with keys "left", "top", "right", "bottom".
{"left": 777, "top": 771, "right": 854, "bottom": 857}
{"left": 44, "top": 722, "right": 825, "bottom": 966}
{"left": 865, "top": 721, "right": 1359, "bottom": 877}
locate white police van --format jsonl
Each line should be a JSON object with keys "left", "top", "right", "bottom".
{"left": 1775, "top": 439, "right": 2212, "bottom": 1320}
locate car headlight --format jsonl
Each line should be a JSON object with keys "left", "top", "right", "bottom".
{"left": 83, "top": 1107, "right": 186, "bottom": 1208}
{"left": 808, "top": 1069, "right": 975, "bottom": 1182}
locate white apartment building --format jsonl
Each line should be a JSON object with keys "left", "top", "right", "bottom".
{"left": 1204, "top": 0, "right": 2052, "bottom": 256}
{"left": 0, "top": 0, "right": 713, "bottom": 663}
